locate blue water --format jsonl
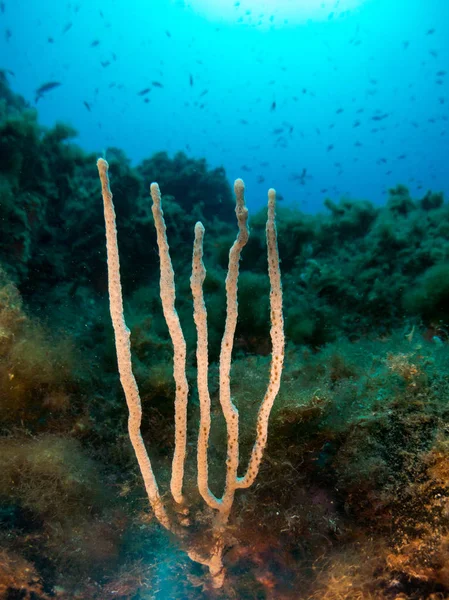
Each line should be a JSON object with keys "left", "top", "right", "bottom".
{"left": 1, "top": 0, "right": 448, "bottom": 210}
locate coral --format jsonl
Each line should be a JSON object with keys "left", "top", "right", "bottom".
{"left": 0, "top": 549, "right": 48, "bottom": 599}
{"left": 137, "top": 150, "right": 234, "bottom": 223}
{"left": 0, "top": 268, "right": 79, "bottom": 433}
{"left": 403, "top": 262, "right": 449, "bottom": 323}
{"left": 0, "top": 436, "right": 105, "bottom": 519}
{"left": 1, "top": 71, "right": 449, "bottom": 598}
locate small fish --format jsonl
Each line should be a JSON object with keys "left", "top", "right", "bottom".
{"left": 35, "top": 81, "right": 61, "bottom": 102}
{"left": 90, "top": 40, "right": 100, "bottom": 47}
{"left": 138, "top": 88, "right": 151, "bottom": 96}
{"left": 83, "top": 101, "right": 91, "bottom": 112}
{"left": 101, "top": 60, "right": 110, "bottom": 68}
{"left": 48, "top": 37, "right": 54, "bottom": 43}
{"left": 189, "top": 74, "right": 193, "bottom": 86}
{"left": 290, "top": 168, "right": 308, "bottom": 184}
{"left": 270, "top": 101, "right": 276, "bottom": 111}
{"left": 5, "top": 29, "right": 11, "bottom": 41}
{"left": 0, "top": 3, "right": 5, "bottom": 14}
{"left": 62, "top": 22, "right": 72, "bottom": 34}
{"left": 165, "top": 30, "right": 171, "bottom": 37}
{"left": 199, "top": 89, "right": 208, "bottom": 97}
{"left": 152, "top": 81, "right": 163, "bottom": 88}
{"left": 427, "top": 28, "right": 435, "bottom": 35}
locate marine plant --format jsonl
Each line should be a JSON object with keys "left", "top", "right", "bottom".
{"left": 97, "top": 158, "right": 285, "bottom": 588}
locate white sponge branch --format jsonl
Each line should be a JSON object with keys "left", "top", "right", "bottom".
{"left": 98, "top": 160, "right": 284, "bottom": 589}
{"left": 97, "top": 158, "right": 172, "bottom": 530}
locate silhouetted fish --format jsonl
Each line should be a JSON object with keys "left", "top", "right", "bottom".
{"left": 35, "top": 81, "right": 61, "bottom": 103}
